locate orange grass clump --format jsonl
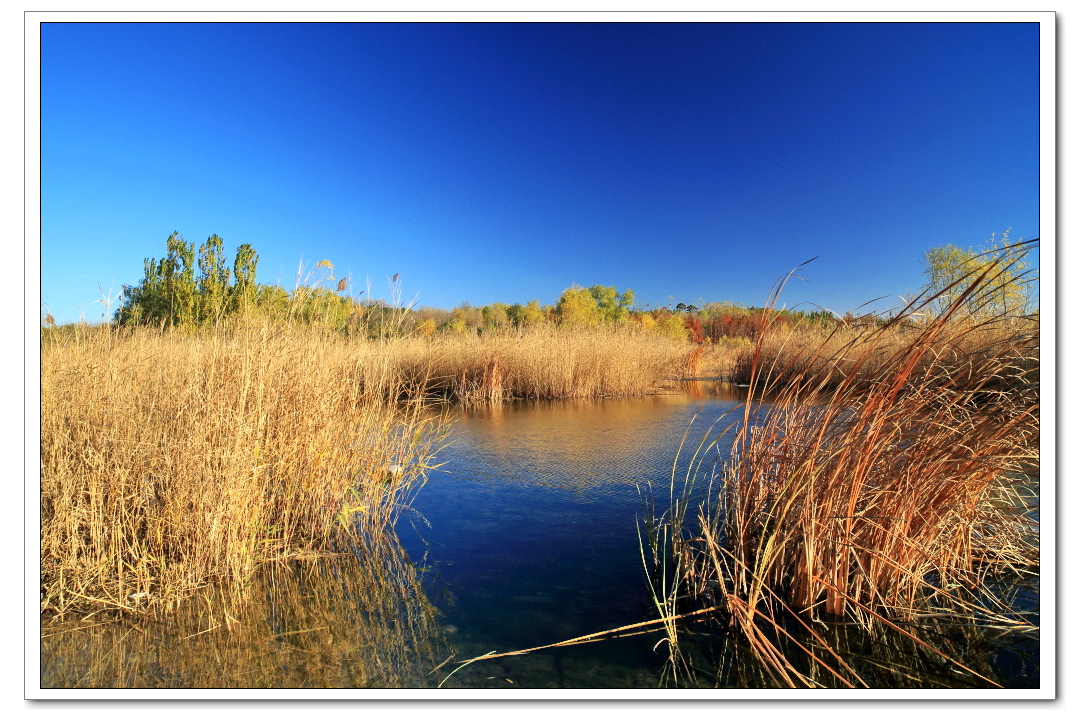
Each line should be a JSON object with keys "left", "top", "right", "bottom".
{"left": 647, "top": 255, "right": 1039, "bottom": 688}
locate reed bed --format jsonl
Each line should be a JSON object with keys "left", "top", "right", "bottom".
{"left": 646, "top": 269, "right": 1039, "bottom": 688}
{"left": 41, "top": 320, "right": 689, "bottom": 620}
{"left": 693, "top": 336, "right": 755, "bottom": 380}
{"left": 40, "top": 320, "right": 443, "bottom": 620}
{"left": 388, "top": 325, "right": 691, "bottom": 403}
{"left": 730, "top": 313, "right": 1038, "bottom": 403}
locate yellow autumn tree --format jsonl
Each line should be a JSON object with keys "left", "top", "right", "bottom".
{"left": 555, "top": 286, "right": 602, "bottom": 327}
{"left": 922, "top": 231, "right": 1036, "bottom": 317}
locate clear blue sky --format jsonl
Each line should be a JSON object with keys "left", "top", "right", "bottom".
{"left": 40, "top": 21, "right": 1040, "bottom": 324}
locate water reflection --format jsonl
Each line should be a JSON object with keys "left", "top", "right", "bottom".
{"left": 56, "top": 382, "right": 959, "bottom": 690}
{"left": 451, "top": 387, "right": 748, "bottom": 489}
{"left": 40, "top": 385, "right": 752, "bottom": 690}
{"left": 399, "top": 383, "right": 1038, "bottom": 689}
{"left": 676, "top": 602, "right": 1038, "bottom": 689}
{"left": 40, "top": 539, "right": 448, "bottom": 689}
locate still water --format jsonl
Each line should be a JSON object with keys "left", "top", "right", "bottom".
{"left": 397, "top": 387, "right": 745, "bottom": 688}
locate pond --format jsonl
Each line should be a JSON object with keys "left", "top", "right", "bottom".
{"left": 39, "top": 382, "right": 1038, "bottom": 691}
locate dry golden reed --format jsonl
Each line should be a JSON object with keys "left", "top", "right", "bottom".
{"left": 388, "top": 324, "right": 691, "bottom": 403}
{"left": 40, "top": 320, "right": 442, "bottom": 619}
{"left": 730, "top": 312, "right": 1038, "bottom": 399}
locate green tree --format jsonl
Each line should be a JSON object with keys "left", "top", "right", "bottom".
{"left": 521, "top": 300, "right": 547, "bottom": 326}
{"left": 482, "top": 303, "right": 511, "bottom": 330}
{"left": 196, "top": 234, "right": 232, "bottom": 322}
{"left": 587, "top": 285, "right": 634, "bottom": 322}
{"left": 922, "top": 231, "right": 1035, "bottom": 317}
{"left": 507, "top": 303, "right": 525, "bottom": 326}
{"left": 450, "top": 302, "right": 483, "bottom": 331}
{"left": 169, "top": 233, "right": 198, "bottom": 324}
{"left": 256, "top": 284, "right": 291, "bottom": 317}
{"left": 115, "top": 233, "right": 260, "bottom": 327}
{"left": 115, "top": 232, "right": 198, "bottom": 326}
{"left": 656, "top": 314, "right": 690, "bottom": 341}
{"left": 231, "top": 243, "right": 259, "bottom": 313}
{"left": 508, "top": 300, "right": 548, "bottom": 327}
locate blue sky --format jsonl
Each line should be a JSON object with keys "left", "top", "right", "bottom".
{"left": 39, "top": 21, "right": 1041, "bottom": 323}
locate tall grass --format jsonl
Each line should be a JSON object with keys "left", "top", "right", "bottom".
{"left": 40, "top": 320, "right": 443, "bottom": 619}
{"left": 729, "top": 313, "right": 1038, "bottom": 401}
{"left": 389, "top": 324, "right": 691, "bottom": 403}
{"left": 646, "top": 262, "right": 1039, "bottom": 688}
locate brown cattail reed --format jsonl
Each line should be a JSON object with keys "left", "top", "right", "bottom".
{"left": 387, "top": 324, "right": 691, "bottom": 403}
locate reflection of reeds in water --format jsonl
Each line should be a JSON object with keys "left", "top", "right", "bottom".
{"left": 40, "top": 538, "right": 450, "bottom": 688}
{"left": 645, "top": 253, "right": 1040, "bottom": 688}
{"left": 675, "top": 597, "right": 1037, "bottom": 689}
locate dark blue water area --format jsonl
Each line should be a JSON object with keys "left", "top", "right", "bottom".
{"left": 394, "top": 392, "right": 746, "bottom": 687}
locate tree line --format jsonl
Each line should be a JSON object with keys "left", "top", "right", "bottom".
{"left": 88, "top": 231, "right": 1036, "bottom": 340}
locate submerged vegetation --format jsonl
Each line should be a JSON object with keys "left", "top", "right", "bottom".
{"left": 40, "top": 231, "right": 1040, "bottom": 689}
